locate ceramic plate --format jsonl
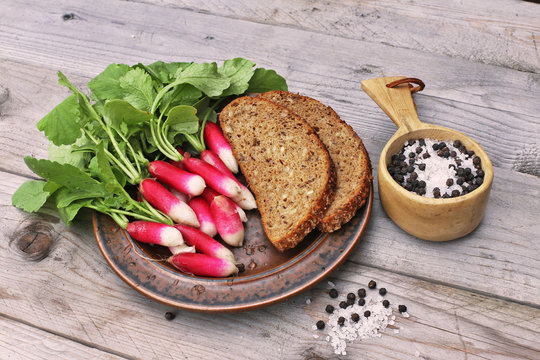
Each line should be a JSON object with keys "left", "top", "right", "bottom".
{"left": 93, "top": 182, "right": 372, "bottom": 312}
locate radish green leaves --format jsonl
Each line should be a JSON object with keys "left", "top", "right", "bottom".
{"left": 12, "top": 58, "right": 287, "bottom": 227}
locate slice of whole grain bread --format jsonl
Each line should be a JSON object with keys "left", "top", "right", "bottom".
{"left": 259, "top": 90, "right": 372, "bottom": 232}
{"left": 218, "top": 96, "right": 336, "bottom": 251}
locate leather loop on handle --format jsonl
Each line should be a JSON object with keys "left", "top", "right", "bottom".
{"left": 386, "top": 78, "right": 425, "bottom": 93}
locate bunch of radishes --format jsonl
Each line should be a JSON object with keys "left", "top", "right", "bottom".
{"left": 13, "top": 60, "right": 287, "bottom": 279}
{"left": 126, "top": 122, "right": 254, "bottom": 277}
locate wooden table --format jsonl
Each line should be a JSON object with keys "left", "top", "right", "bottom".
{"left": 1, "top": 1, "right": 539, "bottom": 359}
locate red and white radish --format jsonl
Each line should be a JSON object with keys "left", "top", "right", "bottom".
{"left": 126, "top": 221, "right": 184, "bottom": 247}
{"left": 211, "top": 195, "right": 244, "bottom": 247}
{"left": 203, "top": 121, "right": 238, "bottom": 173}
{"left": 174, "top": 224, "right": 235, "bottom": 263}
{"left": 168, "top": 252, "right": 238, "bottom": 277}
{"left": 201, "top": 188, "right": 247, "bottom": 222}
{"left": 169, "top": 244, "right": 196, "bottom": 255}
{"left": 149, "top": 160, "right": 205, "bottom": 196}
{"left": 200, "top": 149, "right": 257, "bottom": 210}
{"left": 182, "top": 155, "right": 242, "bottom": 199}
{"left": 188, "top": 197, "right": 217, "bottom": 237}
{"left": 169, "top": 187, "right": 191, "bottom": 203}
{"left": 139, "top": 179, "right": 199, "bottom": 227}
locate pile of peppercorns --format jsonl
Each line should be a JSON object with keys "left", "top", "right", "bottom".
{"left": 315, "top": 280, "right": 407, "bottom": 330}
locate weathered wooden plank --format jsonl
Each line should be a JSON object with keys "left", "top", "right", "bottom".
{"left": 0, "top": 316, "right": 128, "bottom": 360}
{"left": 1, "top": 168, "right": 539, "bottom": 359}
{"left": 128, "top": 0, "right": 540, "bottom": 73}
{"left": 0, "top": 0, "right": 538, "bottom": 120}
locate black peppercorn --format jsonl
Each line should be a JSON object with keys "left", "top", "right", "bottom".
{"left": 398, "top": 154, "right": 406, "bottom": 161}
{"left": 443, "top": 151, "right": 450, "bottom": 158}
{"left": 409, "top": 152, "right": 416, "bottom": 158}
{"left": 408, "top": 158, "right": 416, "bottom": 165}
{"left": 339, "top": 301, "right": 348, "bottom": 309}
{"left": 383, "top": 299, "right": 390, "bottom": 308}
{"left": 450, "top": 151, "right": 457, "bottom": 158}
{"left": 451, "top": 189, "right": 461, "bottom": 197}
{"left": 368, "top": 280, "right": 376, "bottom": 289}
{"left": 477, "top": 169, "right": 485, "bottom": 177}
{"left": 364, "top": 310, "right": 371, "bottom": 318}
{"left": 467, "top": 150, "right": 475, "bottom": 157}
{"left": 418, "top": 180, "right": 426, "bottom": 188}
{"left": 165, "top": 312, "right": 176, "bottom": 321}
{"left": 346, "top": 298, "right": 355, "bottom": 306}
{"left": 358, "top": 298, "right": 365, "bottom": 306}
{"left": 329, "top": 288, "right": 338, "bottom": 298}
{"left": 357, "top": 288, "right": 366, "bottom": 298}
{"left": 400, "top": 167, "right": 408, "bottom": 175}
{"left": 437, "top": 150, "right": 444, "bottom": 157}
{"left": 410, "top": 172, "right": 418, "bottom": 180}
{"left": 325, "top": 304, "right": 335, "bottom": 314}
{"left": 475, "top": 177, "right": 484, "bottom": 185}
{"left": 416, "top": 146, "right": 423, "bottom": 154}
{"left": 432, "top": 143, "right": 440, "bottom": 151}
{"left": 404, "top": 184, "right": 413, "bottom": 191}
{"left": 417, "top": 187, "right": 426, "bottom": 196}
{"left": 351, "top": 313, "right": 360, "bottom": 323}
{"left": 408, "top": 139, "right": 415, "bottom": 146}
{"left": 316, "top": 320, "right": 325, "bottom": 330}
{"left": 446, "top": 178, "right": 454, "bottom": 186}
{"left": 347, "top": 292, "right": 356, "bottom": 302}
{"left": 453, "top": 140, "right": 462, "bottom": 148}
{"left": 442, "top": 193, "right": 450, "bottom": 198}
{"left": 398, "top": 305, "right": 408, "bottom": 313}
{"left": 379, "top": 288, "right": 387, "bottom": 296}
{"left": 418, "top": 163, "right": 426, "bottom": 171}
{"left": 407, "top": 165, "right": 414, "bottom": 173}
{"left": 337, "top": 316, "right": 346, "bottom": 326}
{"left": 457, "top": 177, "right": 465, "bottom": 185}
{"left": 422, "top": 152, "right": 431, "bottom": 159}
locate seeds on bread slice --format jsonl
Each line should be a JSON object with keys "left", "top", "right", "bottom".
{"left": 259, "top": 90, "right": 372, "bottom": 232}
{"left": 219, "top": 96, "right": 336, "bottom": 251}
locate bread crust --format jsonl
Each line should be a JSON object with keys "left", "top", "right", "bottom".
{"left": 259, "top": 91, "right": 372, "bottom": 233}
{"left": 219, "top": 96, "right": 336, "bottom": 251}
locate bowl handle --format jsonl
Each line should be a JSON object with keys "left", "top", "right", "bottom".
{"left": 361, "top": 76, "right": 425, "bottom": 133}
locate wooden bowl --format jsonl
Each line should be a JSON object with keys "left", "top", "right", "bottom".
{"left": 361, "top": 76, "right": 493, "bottom": 241}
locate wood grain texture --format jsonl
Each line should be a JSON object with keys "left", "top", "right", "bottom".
{"left": 1, "top": 0, "right": 539, "bottom": 358}
{"left": 126, "top": 0, "right": 540, "bottom": 73}
{"left": 0, "top": 316, "right": 128, "bottom": 360}
{"left": 1, "top": 170, "right": 539, "bottom": 359}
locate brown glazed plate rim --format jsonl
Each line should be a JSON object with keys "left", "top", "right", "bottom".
{"left": 93, "top": 182, "right": 373, "bottom": 312}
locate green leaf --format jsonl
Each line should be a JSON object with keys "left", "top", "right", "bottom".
{"left": 247, "top": 68, "right": 288, "bottom": 93}
{"left": 57, "top": 198, "right": 92, "bottom": 226}
{"left": 147, "top": 61, "right": 191, "bottom": 84}
{"left": 219, "top": 58, "right": 255, "bottom": 96}
{"left": 119, "top": 67, "right": 156, "bottom": 112}
{"left": 37, "top": 95, "right": 82, "bottom": 146}
{"left": 88, "top": 63, "right": 131, "bottom": 101}
{"left": 95, "top": 142, "right": 125, "bottom": 194}
{"left": 12, "top": 180, "right": 59, "bottom": 212}
{"left": 160, "top": 84, "right": 202, "bottom": 113}
{"left": 24, "top": 157, "right": 108, "bottom": 199}
{"left": 164, "top": 105, "right": 200, "bottom": 135}
{"left": 48, "top": 136, "right": 91, "bottom": 168}
{"left": 102, "top": 99, "right": 152, "bottom": 133}
{"left": 57, "top": 72, "right": 101, "bottom": 125}
{"left": 174, "top": 62, "right": 230, "bottom": 97}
